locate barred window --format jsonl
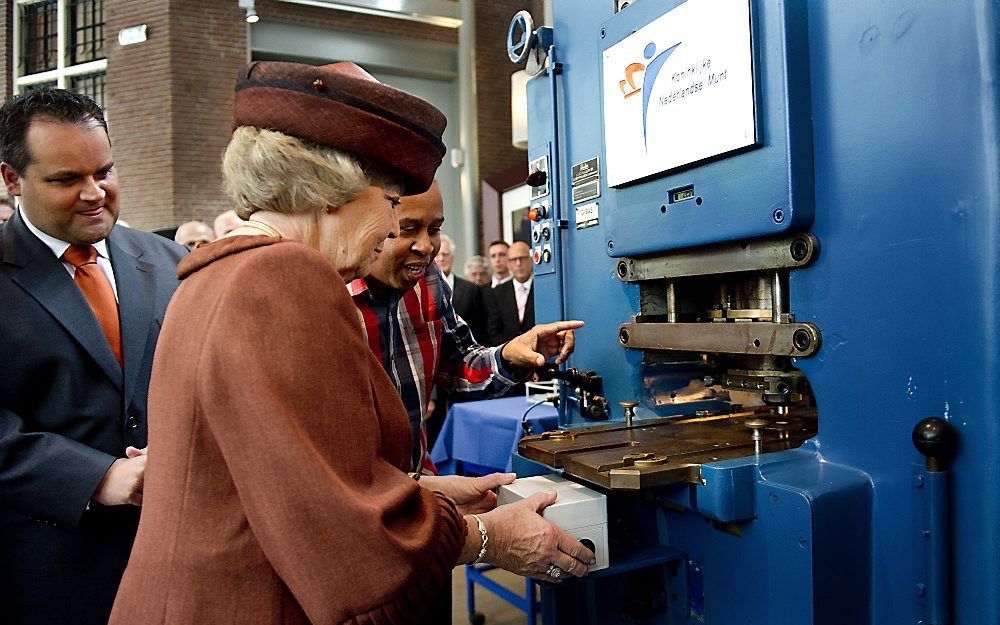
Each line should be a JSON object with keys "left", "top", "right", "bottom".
{"left": 69, "top": 0, "right": 104, "bottom": 65}
{"left": 14, "top": 0, "right": 108, "bottom": 114}
{"left": 19, "top": 0, "right": 59, "bottom": 75}
{"left": 69, "top": 72, "right": 104, "bottom": 110}
{"left": 22, "top": 80, "right": 58, "bottom": 92}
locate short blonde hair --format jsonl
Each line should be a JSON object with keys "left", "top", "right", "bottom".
{"left": 222, "top": 126, "right": 401, "bottom": 220}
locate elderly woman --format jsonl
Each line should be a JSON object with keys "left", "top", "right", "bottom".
{"left": 109, "top": 62, "right": 593, "bottom": 625}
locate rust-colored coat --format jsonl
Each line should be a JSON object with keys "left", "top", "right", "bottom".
{"left": 109, "top": 236, "right": 465, "bottom": 625}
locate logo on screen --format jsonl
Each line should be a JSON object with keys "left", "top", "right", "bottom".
{"left": 637, "top": 41, "right": 681, "bottom": 147}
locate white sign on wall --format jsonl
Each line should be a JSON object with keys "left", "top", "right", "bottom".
{"left": 117, "top": 24, "right": 148, "bottom": 47}
{"left": 602, "top": 0, "right": 756, "bottom": 187}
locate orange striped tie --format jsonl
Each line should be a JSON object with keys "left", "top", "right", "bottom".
{"left": 63, "top": 244, "right": 122, "bottom": 367}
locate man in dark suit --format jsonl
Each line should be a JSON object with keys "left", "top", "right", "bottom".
{"left": 438, "top": 233, "right": 489, "bottom": 340}
{"left": 488, "top": 240, "right": 535, "bottom": 344}
{"left": 0, "top": 89, "right": 186, "bottom": 625}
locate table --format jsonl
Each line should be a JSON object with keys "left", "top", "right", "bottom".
{"left": 429, "top": 396, "right": 559, "bottom": 625}
{"left": 430, "top": 396, "right": 559, "bottom": 475}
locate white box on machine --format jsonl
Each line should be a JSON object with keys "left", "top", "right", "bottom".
{"left": 497, "top": 474, "right": 609, "bottom": 571}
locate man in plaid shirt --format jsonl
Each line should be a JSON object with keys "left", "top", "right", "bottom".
{"left": 350, "top": 182, "right": 582, "bottom": 474}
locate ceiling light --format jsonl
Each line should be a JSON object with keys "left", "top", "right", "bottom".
{"left": 238, "top": 0, "right": 260, "bottom": 23}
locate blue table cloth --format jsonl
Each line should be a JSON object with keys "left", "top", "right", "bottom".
{"left": 431, "top": 396, "right": 559, "bottom": 474}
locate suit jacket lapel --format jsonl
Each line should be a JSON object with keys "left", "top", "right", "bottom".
{"left": 523, "top": 284, "right": 535, "bottom": 329}
{"left": 108, "top": 230, "right": 155, "bottom": 406}
{"left": 4, "top": 213, "right": 123, "bottom": 390}
{"left": 501, "top": 282, "right": 518, "bottom": 328}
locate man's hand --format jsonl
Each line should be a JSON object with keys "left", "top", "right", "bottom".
{"left": 419, "top": 473, "right": 516, "bottom": 515}
{"left": 501, "top": 320, "right": 584, "bottom": 368}
{"left": 92, "top": 453, "right": 147, "bottom": 507}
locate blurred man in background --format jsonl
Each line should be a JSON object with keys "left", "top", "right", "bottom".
{"left": 487, "top": 239, "right": 511, "bottom": 287}
{"left": 488, "top": 240, "right": 534, "bottom": 344}
{"left": 438, "top": 234, "right": 488, "bottom": 340}
{"left": 463, "top": 254, "right": 490, "bottom": 286}
{"left": 174, "top": 220, "right": 214, "bottom": 249}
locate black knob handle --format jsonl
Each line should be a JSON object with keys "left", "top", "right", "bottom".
{"left": 912, "top": 417, "right": 958, "bottom": 472}
{"left": 526, "top": 170, "right": 548, "bottom": 187}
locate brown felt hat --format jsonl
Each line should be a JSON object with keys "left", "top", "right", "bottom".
{"left": 233, "top": 61, "right": 446, "bottom": 195}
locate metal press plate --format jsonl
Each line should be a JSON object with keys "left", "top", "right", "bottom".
{"left": 615, "top": 234, "right": 819, "bottom": 282}
{"left": 618, "top": 321, "right": 821, "bottom": 357}
{"left": 518, "top": 406, "right": 817, "bottom": 491}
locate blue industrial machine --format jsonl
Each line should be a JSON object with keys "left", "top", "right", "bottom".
{"left": 506, "top": 1, "right": 998, "bottom": 623}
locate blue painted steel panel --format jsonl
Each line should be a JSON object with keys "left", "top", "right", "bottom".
{"left": 524, "top": 0, "right": 1000, "bottom": 623}
{"left": 599, "top": 0, "right": 815, "bottom": 256}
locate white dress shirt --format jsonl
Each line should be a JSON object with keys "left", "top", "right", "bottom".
{"left": 491, "top": 274, "right": 512, "bottom": 288}
{"left": 19, "top": 207, "right": 119, "bottom": 301}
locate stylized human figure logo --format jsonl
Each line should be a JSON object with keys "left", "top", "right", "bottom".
{"left": 619, "top": 62, "right": 646, "bottom": 98}
{"left": 640, "top": 41, "right": 681, "bottom": 147}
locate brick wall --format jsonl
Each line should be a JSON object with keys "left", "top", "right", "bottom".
{"left": 0, "top": 0, "right": 12, "bottom": 99}
{"left": 105, "top": 1, "right": 174, "bottom": 229}
{"left": 106, "top": 0, "right": 245, "bottom": 230}
{"left": 3, "top": 0, "right": 536, "bottom": 235}
{"left": 256, "top": 0, "right": 457, "bottom": 45}
{"left": 168, "top": 0, "right": 246, "bottom": 226}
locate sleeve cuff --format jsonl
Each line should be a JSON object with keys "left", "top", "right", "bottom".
{"left": 493, "top": 345, "right": 534, "bottom": 384}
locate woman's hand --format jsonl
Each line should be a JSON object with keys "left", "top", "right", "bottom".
{"left": 476, "top": 491, "right": 596, "bottom": 582}
{"left": 420, "top": 473, "right": 516, "bottom": 515}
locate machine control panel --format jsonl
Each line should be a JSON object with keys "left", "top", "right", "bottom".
{"left": 531, "top": 232, "right": 553, "bottom": 265}
{"left": 528, "top": 146, "right": 556, "bottom": 276}
{"left": 530, "top": 198, "right": 555, "bottom": 270}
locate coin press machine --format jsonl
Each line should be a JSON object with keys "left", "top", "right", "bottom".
{"left": 503, "top": 1, "right": 1000, "bottom": 624}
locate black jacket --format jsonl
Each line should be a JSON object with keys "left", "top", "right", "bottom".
{"left": 450, "top": 275, "right": 488, "bottom": 342}
{"left": 487, "top": 278, "right": 534, "bottom": 345}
